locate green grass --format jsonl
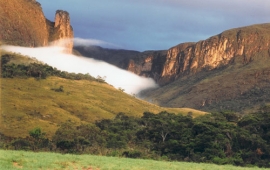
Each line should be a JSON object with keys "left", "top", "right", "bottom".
{"left": 0, "top": 150, "right": 268, "bottom": 170}
{"left": 0, "top": 76, "right": 206, "bottom": 138}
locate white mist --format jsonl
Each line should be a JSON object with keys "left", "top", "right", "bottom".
{"left": 1, "top": 45, "right": 158, "bottom": 95}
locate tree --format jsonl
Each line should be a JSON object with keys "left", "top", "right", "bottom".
{"left": 28, "top": 127, "right": 49, "bottom": 151}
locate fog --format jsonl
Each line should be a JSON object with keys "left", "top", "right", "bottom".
{"left": 73, "top": 37, "right": 121, "bottom": 49}
{"left": 1, "top": 45, "right": 158, "bottom": 95}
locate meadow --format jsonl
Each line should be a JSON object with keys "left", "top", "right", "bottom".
{"left": 1, "top": 150, "right": 269, "bottom": 170}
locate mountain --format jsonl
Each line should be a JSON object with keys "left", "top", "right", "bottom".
{"left": 76, "top": 23, "right": 270, "bottom": 113}
{"left": 0, "top": 0, "right": 73, "bottom": 52}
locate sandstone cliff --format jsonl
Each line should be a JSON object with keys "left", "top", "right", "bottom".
{"left": 159, "top": 23, "right": 270, "bottom": 84}
{"left": 48, "top": 10, "right": 74, "bottom": 53}
{"left": 0, "top": 0, "right": 73, "bottom": 52}
{"left": 121, "top": 24, "right": 270, "bottom": 85}
{"left": 0, "top": 0, "right": 48, "bottom": 46}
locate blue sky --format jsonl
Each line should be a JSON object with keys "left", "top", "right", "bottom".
{"left": 38, "top": 0, "right": 270, "bottom": 51}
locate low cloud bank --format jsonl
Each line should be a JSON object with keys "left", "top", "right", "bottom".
{"left": 1, "top": 45, "right": 158, "bottom": 95}
{"left": 73, "top": 37, "right": 121, "bottom": 49}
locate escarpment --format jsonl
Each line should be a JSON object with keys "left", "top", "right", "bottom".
{"left": 0, "top": 0, "right": 74, "bottom": 52}
{"left": 158, "top": 23, "right": 270, "bottom": 84}
{"left": 86, "top": 24, "right": 270, "bottom": 86}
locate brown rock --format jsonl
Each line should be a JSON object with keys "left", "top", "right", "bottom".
{"left": 0, "top": 0, "right": 74, "bottom": 53}
{"left": 48, "top": 10, "right": 74, "bottom": 53}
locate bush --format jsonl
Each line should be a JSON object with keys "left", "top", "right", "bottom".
{"left": 51, "top": 85, "right": 64, "bottom": 92}
{"left": 122, "top": 150, "right": 142, "bottom": 158}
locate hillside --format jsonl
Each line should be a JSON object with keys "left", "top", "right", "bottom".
{"left": 0, "top": 52, "right": 206, "bottom": 138}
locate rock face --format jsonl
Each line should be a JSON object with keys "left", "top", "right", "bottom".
{"left": 158, "top": 24, "right": 270, "bottom": 84}
{"left": 125, "top": 50, "right": 168, "bottom": 81}
{"left": 121, "top": 24, "right": 270, "bottom": 85}
{"left": 0, "top": 0, "right": 74, "bottom": 53}
{"left": 48, "top": 10, "right": 74, "bottom": 53}
{"left": 0, "top": 0, "right": 49, "bottom": 46}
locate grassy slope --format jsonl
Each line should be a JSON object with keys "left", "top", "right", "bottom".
{"left": 0, "top": 53, "right": 207, "bottom": 138}
{"left": 1, "top": 150, "right": 268, "bottom": 170}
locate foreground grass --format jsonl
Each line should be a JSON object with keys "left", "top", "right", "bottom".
{"left": 0, "top": 150, "right": 269, "bottom": 170}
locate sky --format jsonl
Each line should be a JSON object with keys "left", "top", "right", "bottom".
{"left": 38, "top": 0, "right": 270, "bottom": 51}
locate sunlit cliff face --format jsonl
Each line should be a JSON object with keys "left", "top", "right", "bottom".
{"left": 1, "top": 45, "right": 158, "bottom": 95}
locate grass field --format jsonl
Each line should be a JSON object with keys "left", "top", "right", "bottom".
{"left": 0, "top": 150, "right": 269, "bottom": 170}
{"left": 0, "top": 76, "right": 207, "bottom": 138}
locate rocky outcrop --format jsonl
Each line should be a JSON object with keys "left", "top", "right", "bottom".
{"left": 0, "top": 0, "right": 74, "bottom": 53}
{"left": 125, "top": 50, "right": 168, "bottom": 80}
{"left": 48, "top": 10, "right": 74, "bottom": 53}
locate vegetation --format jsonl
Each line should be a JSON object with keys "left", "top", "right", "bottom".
{"left": 2, "top": 150, "right": 269, "bottom": 170}
{"left": 1, "top": 110, "right": 270, "bottom": 167}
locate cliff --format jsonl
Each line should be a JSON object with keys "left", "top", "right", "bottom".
{"left": 121, "top": 24, "right": 270, "bottom": 85}
{"left": 48, "top": 10, "right": 74, "bottom": 53}
{"left": 0, "top": 0, "right": 73, "bottom": 52}
{"left": 158, "top": 23, "right": 270, "bottom": 84}
{"left": 0, "top": 0, "right": 48, "bottom": 47}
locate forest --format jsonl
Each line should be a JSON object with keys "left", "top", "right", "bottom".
{"left": 1, "top": 110, "right": 270, "bottom": 167}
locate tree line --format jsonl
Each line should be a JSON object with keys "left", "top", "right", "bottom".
{"left": 1, "top": 54, "right": 99, "bottom": 81}
{"left": 1, "top": 108, "right": 270, "bottom": 168}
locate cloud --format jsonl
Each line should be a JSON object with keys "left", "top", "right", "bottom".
{"left": 1, "top": 45, "right": 158, "bottom": 95}
{"left": 73, "top": 37, "right": 122, "bottom": 49}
